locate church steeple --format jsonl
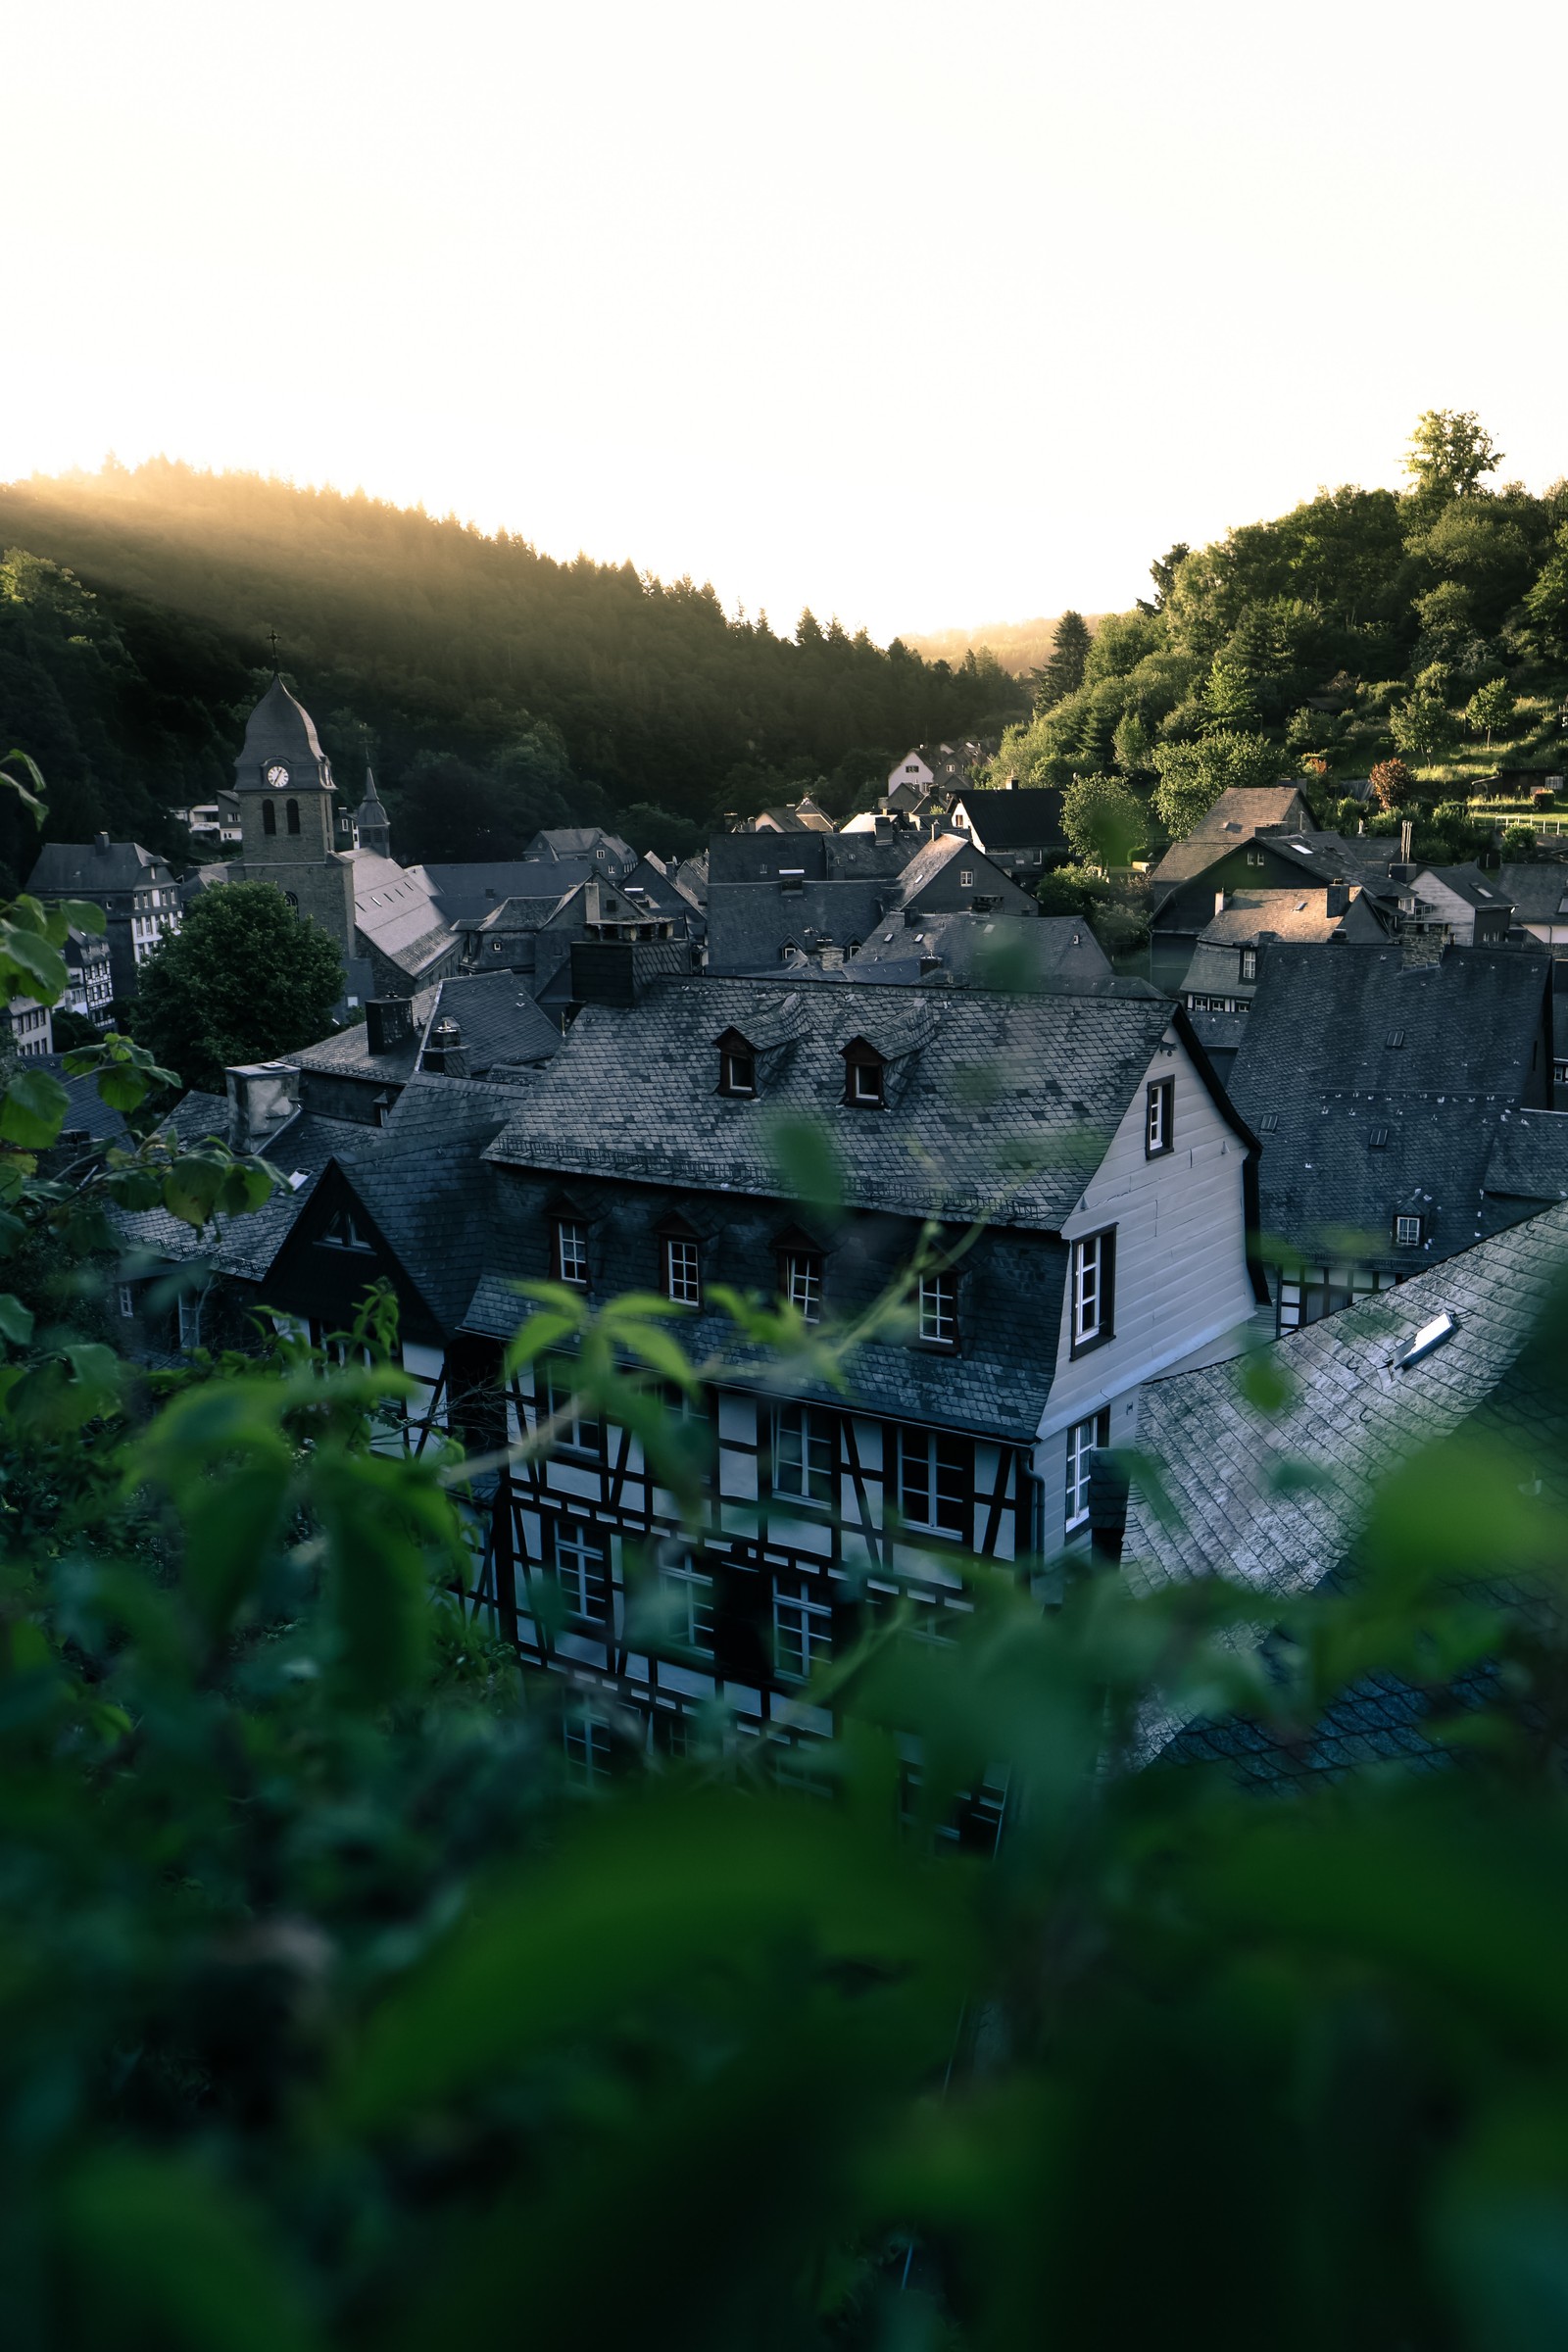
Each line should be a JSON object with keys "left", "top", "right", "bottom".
{"left": 356, "top": 766, "right": 392, "bottom": 858}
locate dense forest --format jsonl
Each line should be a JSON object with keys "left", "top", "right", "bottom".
{"left": 993, "top": 412, "right": 1568, "bottom": 862}
{"left": 0, "top": 462, "right": 1022, "bottom": 882}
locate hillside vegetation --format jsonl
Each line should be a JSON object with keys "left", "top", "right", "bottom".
{"left": 903, "top": 613, "right": 1103, "bottom": 678}
{"left": 992, "top": 412, "right": 1568, "bottom": 866}
{"left": 0, "top": 462, "right": 1020, "bottom": 880}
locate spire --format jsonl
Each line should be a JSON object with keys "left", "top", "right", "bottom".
{"left": 355, "top": 764, "right": 392, "bottom": 857}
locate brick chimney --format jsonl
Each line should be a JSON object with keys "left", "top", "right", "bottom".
{"left": 1325, "top": 881, "right": 1349, "bottom": 917}
{"left": 225, "top": 1061, "right": 300, "bottom": 1156}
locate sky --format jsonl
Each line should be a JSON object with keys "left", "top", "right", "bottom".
{"left": 7, "top": 0, "right": 1568, "bottom": 645}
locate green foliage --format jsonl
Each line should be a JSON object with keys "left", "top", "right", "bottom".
{"left": 1467, "top": 675, "right": 1517, "bottom": 748}
{"left": 135, "top": 882, "right": 344, "bottom": 1093}
{"left": 1030, "top": 609, "right": 1092, "bottom": 710}
{"left": 1501, "top": 822, "right": 1540, "bottom": 858}
{"left": 1369, "top": 756, "right": 1414, "bottom": 809}
{"left": 1404, "top": 407, "right": 1505, "bottom": 502}
{"left": 1391, "top": 684, "right": 1457, "bottom": 763}
{"left": 1152, "top": 729, "right": 1281, "bottom": 837}
{"left": 1060, "top": 773, "right": 1149, "bottom": 869}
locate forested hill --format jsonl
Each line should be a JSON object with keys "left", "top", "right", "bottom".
{"left": 0, "top": 461, "right": 1020, "bottom": 880}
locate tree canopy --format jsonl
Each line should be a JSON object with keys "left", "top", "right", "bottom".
{"left": 135, "top": 882, "right": 344, "bottom": 1091}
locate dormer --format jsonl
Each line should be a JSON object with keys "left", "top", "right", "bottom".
{"left": 841, "top": 1037, "right": 886, "bottom": 1107}
{"left": 711, "top": 997, "right": 805, "bottom": 1098}
{"left": 715, "top": 1028, "right": 758, "bottom": 1097}
{"left": 838, "top": 1007, "right": 937, "bottom": 1110}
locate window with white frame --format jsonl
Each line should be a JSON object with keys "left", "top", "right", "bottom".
{"left": 959, "top": 867, "right": 974, "bottom": 886}
{"left": 319, "top": 1205, "right": 373, "bottom": 1252}
{"left": 118, "top": 1285, "right": 134, "bottom": 1319}
{"left": 1070, "top": 1228, "right": 1115, "bottom": 1350}
{"left": 846, "top": 1054, "right": 884, "bottom": 1106}
{"left": 1395, "top": 1212, "right": 1424, "bottom": 1248}
{"left": 660, "top": 1557, "right": 714, "bottom": 1656}
{"left": 1277, "top": 1263, "right": 1396, "bottom": 1333}
{"left": 773, "top": 1576, "right": 833, "bottom": 1681}
{"left": 540, "top": 1363, "right": 602, "bottom": 1455}
{"left": 918, "top": 1268, "right": 958, "bottom": 1347}
{"left": 177, "top": 1292, "right": 202, "bottom": 1348}
{"left": 897, "top": 1426, "right": 970, "bottom": 1537}
{"left": 718, "top": 1045, "right": 756, "bottom": 1096}
{"left": 782, "top": 1250, "right": 822, "bottom": 1323}
{"left": 1065, "top": 1408, "right": 1111, "bottom": 1534}
{"left": 551, "top": 1521, "right": 610, "bottom": 1624}
{"left": 771, "top": 1401, "right": 836, "bottom": 1505}
{"left": 563, "top": 1711, "right": 612, "bottom": 1785}
{"left": 555, "top": 1217, "right": 589, "bottom": 1287}
{"left": 664, "top": 1234, "right": 702, "bottom": 1305}
{"left": 1145, "top": 1077, "right": 1174, "bottom": 1158}
{"left": 1240, "top": 947, "right": 1258, "bottom": 980}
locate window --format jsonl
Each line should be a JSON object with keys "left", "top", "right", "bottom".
{"left": 1257, "top": 1111, "right": 1279, "bottom": 1134}
{"left": 771, "top": 1402, "right": 835, "bottom": 1505}
{"left": 660, "top": 1558, "right": 714, "bottom": 1656}
{"left": 918, "top": 1269, "right": 958, "bottom": 1347}
{"left": 262, "top": 800, "right": 276, "bottom": 837}
{"left": 846, "top": 1054, "right": 884, "bottom": 1107}
{"left": 551, "top": 1521, "right": 610, "bottom": 1624}
{"left": 959, "top": 867, "right": 974, "bottom": 886}
{"left": 555, "top": 1217, "right": 589, "bottom": 1287}
{"left": 1240, "top": 947, "right": 1257, "bottom": 980}
{"left": 285, "top": 799, "right": 301, "bottom": 836}
{"left": 1395, "top": 1212, "right": 1424, "bottom": 1248}
{"left": 1070, "top": 1228, "right": 1115, "bottom": 1351}
{"left": 1065, "top": 1408, "right": 1112, "bottom": 1534}
{"left": 779, "top": 941, "right": 799, "bottom": 963}
{"left": 319, "top": 1206, "right": 373, "bottom": 1251}
{"left": 773, "top": 1577, "right": 833, "bottom": 1682}
{"left": 897, "top": 1427, "right": 970, "bottom": 1537}
{"left": 1277, "top": 1263, "right": 1396, "bottom": 1333}
{"left": 539, "top": 1364, "right": 602, "bottom": 1456}
{"left": 118, "top": 1285, "right": 133, "bottom": 1319}
{"left": 1370, "top": 1125, "right": 1390, "bottom": 1149}
{"left": 563, "top": 1712, "right": 612, "bottom": 1785}
{"left": 718, "top": 1045, "right": 756, "bottom": 1096}
{"left": 1246, "top": 848, "right": 1265, "bottom": 866}
{"left": 782, "top": 1250, "right": 822, "bottom": 1324}
{"left": 1145, "top": 1077, "right": 1174, "bottom": 1157}
{"left": 1386, "top": 1028, "right": 1405, "bottom": 1050}
{"left": 177, "top": 1293, "right": 202, "bottom": 1349}
{"left": 664, "top": 1234, "right": 701, "bottom": 1306}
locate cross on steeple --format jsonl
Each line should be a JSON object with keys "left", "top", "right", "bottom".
{"left": 268, "top": 626, "right": 279, "bottom": 672}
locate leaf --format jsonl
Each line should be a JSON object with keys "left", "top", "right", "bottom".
{"left": 0, "top": 922, "right": 69, "bottom": 1000}
{"left": 0, "top": 748, "right": 46, "bottom": 816}
{"left": 503, "top": 1310, "right": 579, "bottom": 1376}
{"left": 56, "top": 896, "right": 106, "bottom": 936}
{"left": 59, "top": 2150, "right": 324, "bottom": 2352}
{"left": 765, "top": 1111, "right": 844, "bottom": 1221}
{"left": 311, "top": 1448, "right": 442, "bottom": 1706}
{"left": 0, "top": 1065, "right": 70, "bottom": 1148}
{"left": 0, "top": 1293, "right": 34, "bottom": 1346}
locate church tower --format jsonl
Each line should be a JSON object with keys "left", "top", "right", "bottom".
{"left": 229, "top": 673, "right": 356, "bottom": 950}
{"left": 356, "top": 767, "right": 392, "bottom": 858}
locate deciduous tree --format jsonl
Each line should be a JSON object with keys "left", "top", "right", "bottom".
{"left": 1060, "top": 773, "right": 1148, "bottom": 870}
{"left": 136, "top": 881, "right": 343, "bottom": 1092}
{"left": 1151, "top": 730, "right": 1280, "bottom": 840}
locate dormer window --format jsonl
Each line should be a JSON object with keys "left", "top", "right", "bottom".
{"left": 842, "top": 1040, "right": 886, "bottom": 1107}
{"left": 555, "top": 1217, "right": 589, "bottom": 1287}
{"left": 779, "top": 1246, "right": 823, "bottom": 1324}
{"left": 1240, "top": 947, "right": 1257, "bottom": 980}
{"left": 716, "top": 1031, "right": 758, "bottom": 1096}
{"left": 1395, "top": 1211, "right": 1424, "bottom": 1248}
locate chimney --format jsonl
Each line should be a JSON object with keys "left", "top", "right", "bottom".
{"left": 94, "top": 831, "right": 110, "bottom": 851}
{"left": 365, "top": 997, "right": 415, "bottom": 1054}
{"left": 1325, "top": 881, "right": 1349, "bottom": 917}
{"left": 225, "top": 1060, "right": 300, "bottom": 1157}
{"left": 1214, "top": 888, "right": 1227, "bottom": 916}
{"left": 423, "top": 1014, "right": 467, "bottom": 1076}
{"left": 1400, "top": 817, "right": 1414, "bottom": 861}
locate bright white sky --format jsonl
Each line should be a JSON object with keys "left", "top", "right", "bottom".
{"left": 7, "top": 0, "right": 1568, "bottom": 644}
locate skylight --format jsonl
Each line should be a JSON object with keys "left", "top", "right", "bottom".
{"left": 1395, "top": 1312, "right": 1457, "bottom": 1370}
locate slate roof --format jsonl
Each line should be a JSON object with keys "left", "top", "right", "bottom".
{"left": 350, "top": 852, "right": 455, "bottom": 977}
{"left": 416, "top": 859, "right": 596, "bottom": 924}
{"left": 1480, "top": 1108, "right": 1568, "bottom": 1203}
{"left": 1498, "top": 862, "right": 1568, "bottom": 924}
{"left": 848, "top": 911, "right": 1113, "bottom": 989}
{"left": 484, "top": 975, "right": 1184, "bottom": 1228}
{"left": 43, "top": 1054, "right": 138, "bottom": 1142}
{"left": 332, "top": 1078, "right": 530, "bottom": 1331}
{"left": 1410, "top": 863, "right": 1516, "bottom": 913}
{"left": 1186, "top": 786, "right": 1311, "bottom": 842}
{"left": 114, "top": 1097, "right": 379, "bottom": 1283}
{"left": 232, "top": 676, "right": 331, "bottom": 792}
{"left": 416, "top": 972, "right": 563, "bottom": 1073}
{"left": 1124, "top": 1201, "right": 1568, "bottom": 1599}
{"left": 1228, "top": 944, "right": 1553, "bottom": 1268}
{"left": 26, "top": 840, "right": 175, "bottom": 897}
{"left": 523, "top": 828, "right": 634, "bottom": 865}
{"left": 1198, "top": 887, "right": 1366, "bottom": 946}
{"left": 949, "top": 788, "right": 1066, "bottom": 851}
{"left": 1151, "top": 826, "right": 1384, "bottom": 897}
{"left": 295, "top": 984, "right": 443, "bottom": 1084}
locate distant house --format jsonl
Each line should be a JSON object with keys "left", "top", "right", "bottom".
{"left": 1227, "top": 941, "right": 1555, "bottom": 1334}
{"left": 25, "top": 835, "right": 182, "bottom": 1003}
{"left": 885, "top": 740, "right": 993, "bottom": 799}
{"left": 1177, "top": 883, "right": 1391, "bottom": 1014}
{"left": 520, "top": 827, "right": 636, "bottom": 878}
{"left": 1499, "top": 862, "right": 1568, "bottom": 950}
{"left": 706, "top": 826, "right": 1036, "bottom": 975}
{"left": 1149, "top": 822, "right": 1397, "bottom": 992}
{"left": 63, "top": 925, "right": 114, "bottom": 1028}
{"left": 741, "top": 796, "right": 836, "bottom": 835}
{"left": 8, "top": 999, "right": 53, "bottom": 1057}
{"left": 1394, "top": 866, "right": 1516, "bottom": 951}
{"left": 847, "top": 910, "right": 1114, "bottom": 990}
{"left": 945, "top": 787, "right": 1068, "bottom": 880}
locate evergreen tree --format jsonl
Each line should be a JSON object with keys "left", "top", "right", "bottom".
{"left": 1031, "top": 611, "right": 1092, "bottom": 710}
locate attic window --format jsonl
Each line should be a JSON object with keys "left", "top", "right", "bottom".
{"left": 1240, "top": 948, "right": 1257, "bottom": 981}
{"left": 1370, "top": 1125, "right": 1391, "bottom": 1149}
{"left": 779, "top": 869, "right": 806, "bottom": 894}
{"left": 844, "top": 1045, "right": 885, "bottom": 1107}
{"left": 1386, "top": 1029, "right": 1405, "bottom": 1049}
{"left": 1394, "top": 1211, "right": 1425, "bottom": 1248}
{"left": 716, "top": 1032, "right": 757, "bottom": 1097}
{"left": 318, "top": 1206, "right": 373, "bottom": 1252}
{"left": 1257, "top": 1111, "right": 1279, "bottom": 1133}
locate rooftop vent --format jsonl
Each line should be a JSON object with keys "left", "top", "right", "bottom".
{"left": 1386, "top": 1028, "right": 1405, "bottom": 1049}
{"left": 1395, "top": 1311, "right": 1458, "bottom": 1371}
{"left": 1371, "top": 1125, "right": 1391, "bottom": 1148}
{"left": 1258, "top": 1111, "right": 1279, "bottom": 1133}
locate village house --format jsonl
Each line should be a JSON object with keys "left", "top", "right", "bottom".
{"left": 25, "top": 836, "right": 181, "bottom": 1003}
{"left": 706, "top": 825, "right": 1036, "bottom": 974}
{"left": 1177, "top": 883, "right": 1392, "bottom": 1015}
{"left": 945, "top": 786, "right": 1069, "bottom": 879}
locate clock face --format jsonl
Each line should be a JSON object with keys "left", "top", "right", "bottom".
{"left": 265, "top": 762, "right": 289, "bottom": 789}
